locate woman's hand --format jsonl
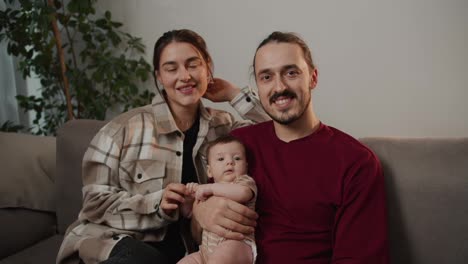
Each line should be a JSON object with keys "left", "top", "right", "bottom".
{"left": 160, "top": 183, "right": 187, "bottom": 216}
{"left": 203, "top": 78, "right": 241, "bottom": 102}
{"left": 192, "top": 196, "right": 257, "bottom": 240}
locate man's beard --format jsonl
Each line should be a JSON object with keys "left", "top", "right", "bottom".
{"left": 263, "top": 89, "right": 311, "bottom": 125}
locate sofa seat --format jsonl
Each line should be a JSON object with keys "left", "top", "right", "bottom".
{"left": 1, "top": 235, "right": 64, "bottom": 264}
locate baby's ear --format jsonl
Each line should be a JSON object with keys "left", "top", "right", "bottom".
{"left": 206, "top": 165, "right": 213, "bottom": 179}
{"left": 206, "top": 169, "right": 215, "bottom": 183}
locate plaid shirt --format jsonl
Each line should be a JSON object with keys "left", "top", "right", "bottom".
{"left": 56, "top": 87, "right": 269, "bottom": 264}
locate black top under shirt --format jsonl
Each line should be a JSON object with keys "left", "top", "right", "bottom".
{"left": 163, "top": 117, "right": 200, "bottom": 256}
{"left": 181, "top": 117, "right": 200, "bottom": 184}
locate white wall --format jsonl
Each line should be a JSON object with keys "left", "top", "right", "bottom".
{"left": 96, "top": 0, "right": 468, "bottom": 138}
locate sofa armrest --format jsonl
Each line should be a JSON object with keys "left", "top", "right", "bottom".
{"left": 55, "top": 119, "right": 107, "bottom": 235}
{"left": 361, "top": 137, "right": 468, "bottom": 264}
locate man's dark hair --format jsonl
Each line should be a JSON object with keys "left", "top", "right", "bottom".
{"left": 252, "top": 31, "right": 315, "bottom": 77}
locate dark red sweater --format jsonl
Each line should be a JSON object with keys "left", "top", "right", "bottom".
{"left": 231, "top": 122, "right": 389, "bottom": 264}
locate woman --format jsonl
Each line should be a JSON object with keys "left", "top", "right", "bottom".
{"left": 56, "top": 29, "right": 269, "bottom": 264}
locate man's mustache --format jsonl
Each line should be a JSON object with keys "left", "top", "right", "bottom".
{"left": 269, "top": 90, "right": 297, "bottom": 104}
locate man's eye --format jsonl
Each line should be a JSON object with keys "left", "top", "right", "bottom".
{"left": 286, "top": 70, "right": 299, "bottom": 77}
{"left": 165, "top": 68, "right": 176, "bottom": 72}
{"left": 260, "top": 74, "right": 271, "bottom": 81}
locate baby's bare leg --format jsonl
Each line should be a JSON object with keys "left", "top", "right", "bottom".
{"left": 177, "top": 251, "right": 203, "bottom": 264}
{"left": 207, "top": 240, "right": 253, "bottom": 264}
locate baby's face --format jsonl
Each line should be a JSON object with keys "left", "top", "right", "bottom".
{"left": 207, "top": 141, "right": 248, "bottom": 183}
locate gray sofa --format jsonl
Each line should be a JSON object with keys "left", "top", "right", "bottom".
{"left": 0, "top": 119, "right": 467, "bottom": 263}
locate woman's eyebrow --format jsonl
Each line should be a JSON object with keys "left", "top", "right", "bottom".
{"left": 186, "top": 56, "right": 202, "bottom": 63}
{"left": 161, "top": 61, "right": 177, "bottom": 67}
{"left": 161, "top": 56, "right": 202, "bottom": 67}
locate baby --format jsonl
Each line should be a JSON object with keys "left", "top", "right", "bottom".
{"left": 178, "top": 135, "right": 257, "bottom": 264}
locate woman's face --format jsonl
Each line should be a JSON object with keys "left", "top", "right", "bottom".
{"left": 156, "top": 42, "right": 210, "bottom": 111}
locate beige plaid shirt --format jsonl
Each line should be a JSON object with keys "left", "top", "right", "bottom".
{"left": 56, "top": 87, "right": 269, "bottom": 264}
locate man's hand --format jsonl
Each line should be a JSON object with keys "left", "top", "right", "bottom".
{"left": 192, "top": 196, "right": 257, "bottom": 240}
{"left": 160, "top": 183, "right": 186, "bottom": 216}
{"left": 203, "top": 78, "right": 241, "bottom": 102}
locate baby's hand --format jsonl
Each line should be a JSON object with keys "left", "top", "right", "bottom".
{"left": 185, "top": 182, "right": 199, "bottom": 196}
{"left": 195, "top": 185, "right": 214, "bottom": 201}
{"left": 180, "top": 183, "right": 198, "bottom": 218}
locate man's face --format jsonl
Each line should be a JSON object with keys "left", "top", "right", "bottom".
{"left": 254, "top": 42, "right": 317, "bottom": 125}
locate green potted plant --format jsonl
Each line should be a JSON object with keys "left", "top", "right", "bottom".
{"left": 0, "top": 0, "right": 154, "bottom": 135}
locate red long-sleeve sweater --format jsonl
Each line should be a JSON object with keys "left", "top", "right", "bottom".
{"left": 231, "top": 122, "right": 389, "bottom": 264}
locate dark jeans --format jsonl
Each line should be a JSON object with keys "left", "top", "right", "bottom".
{"left": 100, "top": 224, "right": 186, "bottom": 264}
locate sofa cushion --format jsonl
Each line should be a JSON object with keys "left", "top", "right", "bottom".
{"left": 0, "top": 132, "right": 56, "bottom": 212}
{"left": 0, "top": 235, "right": 65, "bottom": 264}
{"left": 361, "top": 137, "right": 468, "bottom": 264}
{"left": 56, "top": 119, "right": 107, "bottom": 234}
{"left": 0, "top": 208, "right": 56, "bottom": 259}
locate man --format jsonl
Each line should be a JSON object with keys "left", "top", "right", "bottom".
{"left": 193, "top": 31, "right": 389, "bottom": 263}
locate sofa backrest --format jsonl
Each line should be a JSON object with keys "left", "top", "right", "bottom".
{"left": 361, "top": 137, "right": 468, "bottom": 264}
{"left": 56, "top": 119, "right": 107, "bottom": 234}
{"left": 0, "top": 132, "right": 56, "bottom": 212}
{"left": 55, "top": 120, "right": 468, "bottom": 263}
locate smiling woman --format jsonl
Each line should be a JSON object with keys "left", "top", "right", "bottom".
{"left": 156, "top": 42, "right": 211, "bottom": 130}
{"left": 56, "top": 29, "right": 269, "bottom": 264}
